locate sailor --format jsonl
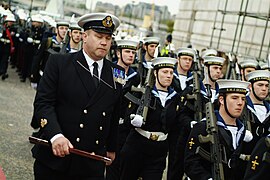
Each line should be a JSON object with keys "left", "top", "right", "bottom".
{"left": 20, "top": 14, "right": 45, "bottom": 82}
{"left": 168, "top": 47, "right": 196, "bottom": 179}
{"left": 66, "top": 23, "right": 82, "bottom": 53}
{"left": 0, "top": 12, "right": 16, "bottom": 80}
{"left": 106, "top": 39, "right": 140, "bottom": 180}
{"left": 185, "top": 79, "right": 252, "bottom": 179}
{"left": 244, "top": 134, "right": 270, "bottom": 180}
{"left": 30, "top": 20, "right": 69, "bottom": 88}
{"left": 238, "top": 58, "right": 258, "bottom": 81}
{"left": 120, "top": 57, "right": 181, "bottom": 180}
{"left": 243, "top": 70, "right": 270, "bottom": 153}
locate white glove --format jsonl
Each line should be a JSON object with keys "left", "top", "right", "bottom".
{"left": 130, "top": 114, "right": 144, "bottom": 127}
{"left": 31, "top": 83, "right": 37, "bottom": 90}
{"left": 19, "top": 38, "right": 23, "bottom": 42}
{"left": 190, "top": 121, "right": 197, "bottom": 128}
{"left": 27, "top": 37, "right": 33, "bottom": 43}
{"left": 243, "top": 130, "right": 253, "bottom": 142}
{"left": 15, "top": 33, "right": 19, "bottom": 37}
{"left": 0, "top": 32, "right": 2, "bottom": 38}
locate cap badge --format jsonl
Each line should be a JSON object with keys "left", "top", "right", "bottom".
{"left": 102, "top": 16, "right": 113, "bottom": 28}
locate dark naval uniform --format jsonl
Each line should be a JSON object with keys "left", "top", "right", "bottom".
{"left": 244, "top": 135, "right": 270, "bottom": 180}
{"left": 185, "top": 111, "right": 247, "bottom": 180}
{"left": 106, "top": 67, "right": 140, "bottom": 180}
{"left": 120, "top": 86, "right": 181, "bottom": 180}
{"left": 31, "top": 50, "right": 123, "bottom": 178}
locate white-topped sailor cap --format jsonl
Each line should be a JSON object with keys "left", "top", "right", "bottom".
{"left": 238, "top": 59, "right": 258, "bottom": 69}
{"left": 4, "top": 13, "right": 16, "bottom": 22}
{"left": 69, "top": 22, "right": 82, "bottom": 31}
{"left": 246, "top": 70, "right": 270, "bottom": 83}
{"left": 152, "top": 57, "right": 178, "bottom": 70}
{"left": 31, "top": 15, "right": 44, "bottom": 23}
{"left": 56, "top": 20, "right": 70, "bottom": 28}
{"left": 177, "top": 47, "right": 195, "bottom": 58}
{"left": 78, "top": 13, "right": 120, "bottom": 34}
{"left": 201, "top": 49, "right": 218, "bottom": 58}
{"left": 203, "top": 56, "right": 225, "bottom": 66}
{"left": 116, "top": 39, "right": 138, "bottom": 50}
{"left": 259, "top": 61, "right": 269, "bottom": 70}
{"left": 217, "top": 79, "right": 250, "bottom": 94}
{"left": 143, "top": 36, "right": 160, "bottom": 45}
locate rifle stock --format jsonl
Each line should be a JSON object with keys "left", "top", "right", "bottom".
{"left": 29, "top": 136, "right": 111, "bottom": 163}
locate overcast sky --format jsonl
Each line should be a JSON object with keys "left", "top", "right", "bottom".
{"left": 86, "top": 0, "right": 180, "bottom": 15}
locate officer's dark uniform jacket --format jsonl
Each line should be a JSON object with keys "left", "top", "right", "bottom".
{"left": 120, "top": 86, "right": 181, "bottom": 179}
{"left": 242, "top": 96, "right": 270, "bottom": 154}
{"left": 31, "top": 50, "right": 123, "bottom": 177}
{"left": 185, "top": 111, "right": 247, "bottom": 180}
{"left": 244, "top": 134, "right": 270, "bottom": 180}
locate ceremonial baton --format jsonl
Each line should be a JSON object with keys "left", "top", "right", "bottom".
{"left": 29, "top": 136, "right": 111, "bottom": 163}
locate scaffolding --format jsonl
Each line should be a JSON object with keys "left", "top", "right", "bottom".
{"left": 209, "top": 0, "right": 270, "bottom": 59}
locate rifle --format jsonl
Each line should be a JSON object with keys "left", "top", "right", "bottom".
{"left": 193, "top": 50, "right": 202, "bottom": 122}
{"left": 60, "top": 29, "right": 70, "bottom": 54}
{"left": 124, "top": 46, "right": 158, "bottom": 120}
{"left": 197, "top": 65, "right": 225, "bottom": 180}
{"left": 29, "top": 136, "right": 111, "bottom": 163}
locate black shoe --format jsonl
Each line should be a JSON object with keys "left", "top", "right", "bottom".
{"left": 1, "top": 74, "right": 8, "bottom": 80}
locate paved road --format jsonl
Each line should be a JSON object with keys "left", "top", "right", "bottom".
{"left": 0, "top": 66, "right": 36, "bottom": 180}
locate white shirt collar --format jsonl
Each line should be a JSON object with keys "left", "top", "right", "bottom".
{"left": 82, "top": 49, "right": 104, "bottom": 77}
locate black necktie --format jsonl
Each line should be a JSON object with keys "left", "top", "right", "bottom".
{"left": 93, "top": 62, "right": 99, "bottom": 87}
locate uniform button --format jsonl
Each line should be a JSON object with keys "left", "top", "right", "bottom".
{"left": 99, "top": 126, "right": 103, "bottom": 130}
{"left": 80, "top": 124, "right": 84, "bottom": 128}
{"left": 95, "top": 140, "right": 99, "bottom": 144}
{"left": 76, "top": 138, "right": 80, "bottom": 142}
{"left": 83, "top": 109, "right": 87, "bottom": 114}
{"left": 102, "top": 112, "right": 106, "bottom": 116}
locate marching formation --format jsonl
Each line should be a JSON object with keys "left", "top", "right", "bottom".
{"left": 0, "top": 3, "right": 270, "bottom": 180}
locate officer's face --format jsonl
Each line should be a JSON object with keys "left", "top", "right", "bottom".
{"left": 220, "top": 93, "right": 246, "bottom": 118}
{"left": 146, "top": 43, "right": 158, "bottom": 57}
{"left": 178, "top": 55, "right": 193, "bottom": 72}
{"left": 70, "top": 30, "right": 82, "bottom": 43}
{"left": 252, "top": 81, "right": 269, "bottom": 100}
{"left": 57, "top": 26, "right": 69, "bottom": 39}
{"left": 117, "top": 49, "right": 136, "bottom": 66}
{"left": 155, "top": 68, "right": 174, "bottom": 88}
{"left": 209, "top": 65, "right": 222, "bottom": 81}
{"left": 82, "top": 30, "right": 112, "bottom": 61}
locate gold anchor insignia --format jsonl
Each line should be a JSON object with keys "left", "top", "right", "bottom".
{"left": 176, "top": 105, "right": 179, "bottom": 111}
{"left": 251, "top": 156, "right": 259, "bottom": 170}
{"left": 181, "top": 96, "right": 185, "bottom": 102}
{"left": 102, "top": 16, "right": 113, "bottom": 28}
{"left": 40, "top": 118, "right": 48, "bottom": 128}
{"left": 188, "top": 138, "right": 195, "bottom": 149}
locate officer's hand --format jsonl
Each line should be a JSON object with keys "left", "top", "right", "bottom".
{"left": 51, "top": 136, "right": 73, "bottom": 157}
{"left": 27, "top": 37, "right": 33, "bottom": 43}
{"left": 106, "top": 152, "right": 115, "bottom": 166}
{"left": 130, "top": 114, "right": 144, "bottom": 127}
